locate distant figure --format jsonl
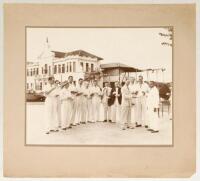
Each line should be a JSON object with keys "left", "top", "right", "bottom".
{"left": 43, "top": 76, "right": 59, "bottom": 134}
{"left": 134, "top": 75, "right": 149, "bottom": 128}
{"left": 59, "top": 81, "right": 74, "bottom": 130}
{"left": 102, "top": 82, "right": 112, "bottom": 123}
{"left": 146, "top": 81, "right": 160, "bottom": 133}
{"left": 110, "top": 81, "right": 122, "bottom": 123}
{"left": 121, "top": 80, "right": 134, "bottom": 130}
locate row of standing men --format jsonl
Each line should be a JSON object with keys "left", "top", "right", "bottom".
{"left": 44, "top": 75, "right": 160, "bottom": 134}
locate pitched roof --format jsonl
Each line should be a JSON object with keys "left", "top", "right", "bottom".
{"left": 52, "top": 50, "right": 103, "bottom": 60}
{"left": 100, "top": 63, "right": 142, "bottom": 72}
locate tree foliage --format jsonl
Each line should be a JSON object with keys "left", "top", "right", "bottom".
{"left": 159, "top": 27, "right": 173, "bottom": 47}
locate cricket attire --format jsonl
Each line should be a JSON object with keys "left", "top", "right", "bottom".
{"left": 44, "top": 83, "right": 59, "bottom": 132}
{"left": 121, "top": 84, "right": 133, "bottom": 129}
{"left": 90, "top": 85, "right": 102, "bottom": 122}
{"left": 135, "top": 82, "right": 149, "bottom": 127}
{"left": 74, "top": 84, "right": 85, "bottom": 124}
{"left": 55, "top": 86, "right": 62, "bottom": 128}
{"left": 129, "top": 83, "right": 137, "bottom": 126}
{"left": 60, "top": 88, "right": 74, "bottom": 129}
{"left": 146, "top": 86, "right": 160, "bottom": 131}
{"left": 82, "top": 86, "right": 90, "bottom": 123}
{"left": 68, "top": 82, "right": 77, "bottom": 126}
{"left": 102, "top": 86, "right": 112, "bottom": 121}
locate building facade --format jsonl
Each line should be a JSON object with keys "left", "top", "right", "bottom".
{"left": 26, "top": 40, "right": 103, "bottom": 92}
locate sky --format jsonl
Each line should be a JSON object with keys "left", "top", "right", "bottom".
{"left": 26, "top": 28, "right": 172, "bottom": 82}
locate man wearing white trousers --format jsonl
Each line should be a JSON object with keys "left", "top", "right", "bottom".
{"left": 43, "top": 76, "right": 59, "bottom": 134}
{"left": 102, "top": 82, "right": 112, "bottom": 122}
{"left": 146, "top": 81, "right": 160, "bottom": 133}
{"left": 110, "top": 81, "right": 122, "bottom": 123}
{"left": 121, "top": 79, "right": 134, "bottom": 130}
{"left": 90, "top": 80, "right": 102, "bottom": 122}
{"left": 134, "top": 75, "right": 149, "bottom": 128}
{"left": 75, "top": 78, "right": 85, "bottom": 125}
{"left": 67, "top": 76, "right": 77, "bottom": 126}
{"left": 128, "top": 77, "right": 137, "bottom": 127}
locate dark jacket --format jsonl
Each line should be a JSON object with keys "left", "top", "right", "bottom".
{"left": 108, "top": 87, "right": 122, "bottom": 106}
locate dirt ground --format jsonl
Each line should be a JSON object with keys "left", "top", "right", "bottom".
{"left": 26, "top": 102, "right": 172, "bottom": 145}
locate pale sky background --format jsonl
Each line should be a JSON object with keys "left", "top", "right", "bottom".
{"left": 27, "top": 28, "right": 172, "bottom": 82}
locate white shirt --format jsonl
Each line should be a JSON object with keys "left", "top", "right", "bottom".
{"left": 90, "top": 85, "right": 101, "bottom": 96}
{"left": 129, "top": 83, "right": 137, "bottom": 94}
{"left": 82, "top": 87, "right": 90, "bottom": 98}
{"left": 59, "top": 88, "right": 73, "bottom": 101}
{"left": 44, "top": 84, "right": 56, "bottom": 97}
{"left": 135, "top": 82, "right": 149, "bottom": 97}
{"left": 76, "top": 84, "right": 84, "bottom": 96}
{"left": 146, "top": 86, "right": 160, "bottom": 109}
{"left": 68, "top": 82, "right": 76, "bottom": 92}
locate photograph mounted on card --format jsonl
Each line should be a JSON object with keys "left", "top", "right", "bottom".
{"left": 26, "top": 27, "right": 173, "bottom": 146}
{"left": 4, "top": 4, "right": 196, "bottom": 178}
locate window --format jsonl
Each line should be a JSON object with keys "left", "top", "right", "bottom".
{"left": 36, "top": 68, "right": 39, "bottom": 75}
{"left": 86, "top": 63, "right": 89, "bottom": 72}
{"left": 49, "top": 66, "right": 51, "bottom": 75}
{"left": 73, "top": 62, "right": 76, "bottom": 72}
{"left": 27, "top": 70, "right": 29, "bottom": 76}
{"left": 91, "top": 63, "right": 94, "bottom": 71}
{"left": 42, "top": 67, "right": 44, "bottom": 74}
{"left": 66, "top": 63, "right": 69, "bottom": 72}
{"left": 58, "top": 64, "right": 61, "bottom": 73}
{"left": 54, "top": 65, "right": 57, "bottom": 74}
{"left": 44, "top": 64, "right": 48, "bottom": 74}
{"left": 40, "top": 82, "right": 42, "bottom": 90}
{"left": 33, "top": 68, "right": 35, "bottom": 76}
{"left": 62, "top": 64, "right": 65, "bottom": 73}
{"left": 80, "top": 62, "right": 84, "bottom": 71}
{"left": 27, "top": 83, "right": 29, "bottom": 89}
{"left": 69, "top": 62, "right": 72, "bottom": 72}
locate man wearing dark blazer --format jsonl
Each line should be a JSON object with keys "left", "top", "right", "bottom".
{"left": 109, "top": 81, "right": 122, "bottom": 123}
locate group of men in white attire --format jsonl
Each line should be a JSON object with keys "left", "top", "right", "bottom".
{"left": 44, "top": 75, "right": 160, "bottom": 134}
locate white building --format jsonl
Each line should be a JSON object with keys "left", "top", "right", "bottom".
{"left": 26, "top": 39, "right": 103, "bottom": 92}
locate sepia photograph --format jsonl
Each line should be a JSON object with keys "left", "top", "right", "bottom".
{"left": 26, "top": 27, "right": 173, "bottom": 145}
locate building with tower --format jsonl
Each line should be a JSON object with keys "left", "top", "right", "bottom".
{"left": 26, "top": 38, "right": 103, "bottom": 92}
